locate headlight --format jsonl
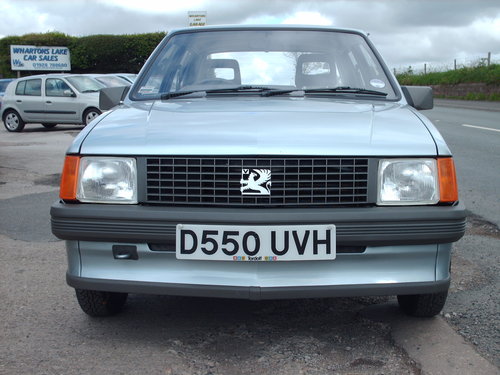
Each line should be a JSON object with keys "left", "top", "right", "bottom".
{"left": 77, "top": 157, "right": 137, "bottom": 204}
{"left": 378, "top": 159, "right": 439, "bottom": 205}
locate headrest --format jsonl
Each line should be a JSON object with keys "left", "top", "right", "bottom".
{"left": 205, "top": 59, "right": 241, "bottom": 85}
{"left": 295, "top": 54, "right": 336, "bottom": 89}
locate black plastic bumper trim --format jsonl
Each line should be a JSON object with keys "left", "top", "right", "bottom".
{"left": 67, "top": 273, "right": 450, "bottom": 300}
{"left": 51, "top": 202, "right": 466, "bottom": 246}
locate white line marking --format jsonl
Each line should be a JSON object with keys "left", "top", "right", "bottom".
{"left": 462, "top": 124, "right": 500, "bottom": 133}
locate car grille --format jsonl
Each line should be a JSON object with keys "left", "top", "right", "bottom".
{"left": 145, "top": 156, "right": 369, "bottom": 207}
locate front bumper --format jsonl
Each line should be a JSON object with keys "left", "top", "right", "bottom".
{"left": 64, "top": 241, "right": 453, "bottom": 299}
{"left": 53, "top": 202, "right": 465, "bottom": 299}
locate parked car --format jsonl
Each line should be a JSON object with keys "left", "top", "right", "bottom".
{"left": 0, "top": 78, "right": 15, "bottom": 110}
{"left": 1, "top": 74, "right": 103, "bottom": 132}
{"left": 88, "top": 74, "right": 131, "bottom": 88}
{"left": 51, "top": 25, "right": 465, "bottom": 317}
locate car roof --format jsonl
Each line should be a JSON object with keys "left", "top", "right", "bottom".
{"left": 13, "top": 73, "right": 92, "bottom": 81}
{"left": 169, "top": 24, "right": 367, "bottom": 36}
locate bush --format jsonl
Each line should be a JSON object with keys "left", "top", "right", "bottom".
{"left": 0, "top": 31, "right": 166, "bottom": 78}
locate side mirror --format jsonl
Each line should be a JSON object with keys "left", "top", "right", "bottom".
{"left": 64, "top": 89, "right": 76, "bottom": 97}
{"left": 401, "top": 86, "right": 433, "bottom": 110}
{"left": 99, "top": 86, "right": 130, "bottom": 110}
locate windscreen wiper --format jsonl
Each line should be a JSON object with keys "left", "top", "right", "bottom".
{"left": 206, "top": 85, "right": 276, "bottom": 93}
{"left": 261, "top": 89, "right": 303, "bottom": 97}
{"left": 262, "top": 86, "right": 388, "bottom": 97}
{"left": 161, "top": 86, "right": 388, "bottom": 100}
{"left": 161, "top": 86, "right": 275, "bottom": 100}
{"left": 304, "top": 86, "right": 388, "bottom": 96}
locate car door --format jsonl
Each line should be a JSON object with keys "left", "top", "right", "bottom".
{"left": 15, "top": 78, "right": 45, "bottom": 122}
{"left": 44, "top": 78, "right": 80, "bottom": 123}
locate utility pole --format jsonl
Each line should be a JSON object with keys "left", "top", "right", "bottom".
{"left": 487, "top": 52, "right": 491, "bottom": 66}
{"left": 454, "top": 59, "right": 457, "bottom": 70}
{"left": 424, "top": 63, "right": 427, "bottom": 74}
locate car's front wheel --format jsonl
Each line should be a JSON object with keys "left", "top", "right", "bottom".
{"left": 3, "top": 109, "right": 25, "bottom": 132}
{"left": 397, "top": 290, "right": 448, "bottom": 317}
{"left": 83, "top": 108, "right": 101, "bottom": 126}
{"left": 75, "top": 289, "right": 128, "bottom": 317}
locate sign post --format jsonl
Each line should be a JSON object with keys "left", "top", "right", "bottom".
{"left": 10, "top": 45, "right": 71, "bottom": 72}
{"left": 188, "top": 11, "right": 207, "bottom": 27}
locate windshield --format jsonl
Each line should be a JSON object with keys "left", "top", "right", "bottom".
{"left": 66, "top": 76, "right": 105, "bottom": 93}
{"left": 0, "top": 80, "right": 13, "bottom": 92}
{"left": 95, "top": 75, "right": 130, "bottom": 87}
{"left": 118, "top": 74, "right": 137, "bottom": 83}
{"left": 132, "top": 29, "right": 397, "bottom": 100}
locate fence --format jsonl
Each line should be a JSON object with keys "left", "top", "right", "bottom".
{"left": 393, "top": 52, "right": 499, "bottom": 75}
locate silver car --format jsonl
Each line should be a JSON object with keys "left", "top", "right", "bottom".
{"left": 51, "top": 25, "right": 466, "bottom": 317}
{"left": 1, "top": 74, "right": 103, "bottom": 132}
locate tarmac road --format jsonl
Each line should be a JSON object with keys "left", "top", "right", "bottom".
{"left": 425, "top": 99, "right": 500, "bottom": 369}
{"left": 0, "top": 103, "right": 498, "bottom": 374}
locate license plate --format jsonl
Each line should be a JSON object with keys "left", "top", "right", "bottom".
{"left": 176, "top": 224, "right": 336, "bottom": 261}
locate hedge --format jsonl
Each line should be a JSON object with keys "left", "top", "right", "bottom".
{"left": 0, "top": 31, "right": 166, "bottom": 78}
{"left": 396, "top": 64, "right": 500, "bottom": 86}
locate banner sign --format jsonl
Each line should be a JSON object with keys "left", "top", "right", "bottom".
{"left": 10, "top": 45, "right": 71, "bottom": 71}
{"left": 188, "top": 11, "right": 207, "bottom": 27}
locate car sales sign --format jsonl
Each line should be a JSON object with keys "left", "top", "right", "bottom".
{"left": 10, "top": 45, "right": 71, "bottom": 71}
{"left": 188, "top": 11, "right": 207, "bottom": 27}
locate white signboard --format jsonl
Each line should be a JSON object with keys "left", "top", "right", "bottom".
{"left": 188, "top": 11, "right": 207, "bottom": 27}
{"left": 10, "top": 45, "right": 71, "bottom": 71}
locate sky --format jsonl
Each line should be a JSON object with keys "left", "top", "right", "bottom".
{"left": 0, "top": 0, "right": 499, "bottom": 73}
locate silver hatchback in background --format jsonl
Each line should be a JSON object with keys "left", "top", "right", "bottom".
{"left": 1, "top": 74, "right": 104, "bottom": 132}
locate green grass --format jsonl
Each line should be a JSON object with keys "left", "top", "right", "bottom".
{"left": 396, "top": 64, "right": 500, "bottom": 86}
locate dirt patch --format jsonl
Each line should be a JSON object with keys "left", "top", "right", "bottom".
{"left": 34, "top": 173, "right": 61, "bottom": 187}
{"left": 466, "top": 212, "right": 500, "bottom": 239}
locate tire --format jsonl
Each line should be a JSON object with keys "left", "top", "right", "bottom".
{"left": 75, "top": 289, "right": 128, "bottom": 317}
{"left": 82, "top": 108, "right": 101, "bottom": 126}
{"left": 3, "top": 109, "right": 25, "bottom": 132}
{"left": 397, "top": 290, "right": 448, "bottom": 317}
{"left": 42, "top": 123, "right": 57, "bottom": 129}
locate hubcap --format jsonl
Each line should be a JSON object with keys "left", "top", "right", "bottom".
{"left": 85, "top": 111, "right": 99, "bottom": 125}
{"left": 5, "top": 113, "right": 19, "bottom": 130}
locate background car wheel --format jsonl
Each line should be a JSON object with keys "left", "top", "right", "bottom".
{"left": 83, "top": 108, "right": 101, "bottom": 126}
{"left": 3, "top": 109, "right": 25, "bottom": 132}
{"left": 75, "top": 289, "right": 128, "bottom": 317}
{"left": 42, "top": 123, "right": 57, "bottom": 129}
{"left": 397, "top": 290, "right": 448, "bottom": 317}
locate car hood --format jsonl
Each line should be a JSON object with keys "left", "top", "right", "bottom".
{"left": 78, "top": 97, "right": 437, "bottom": 156}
